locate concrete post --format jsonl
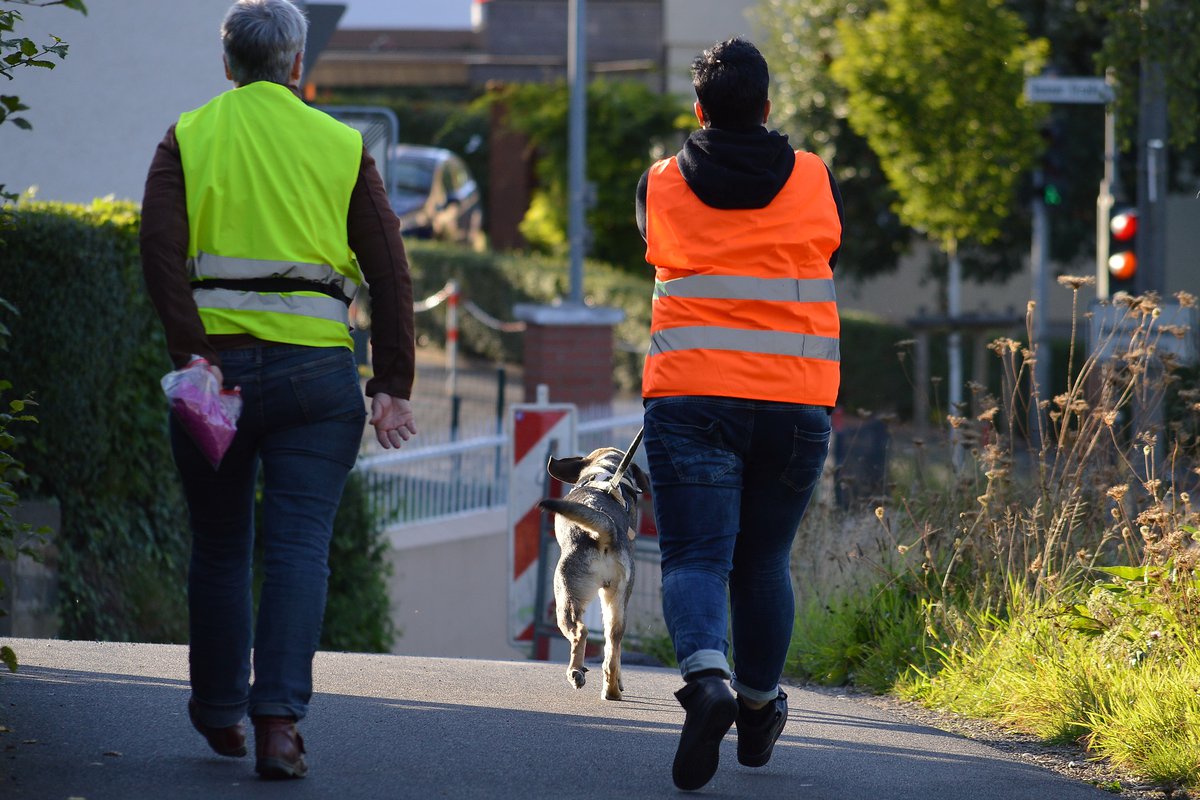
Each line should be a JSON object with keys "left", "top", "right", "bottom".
{"left": 514, "top": 304, "right": 624, "bottom": 415}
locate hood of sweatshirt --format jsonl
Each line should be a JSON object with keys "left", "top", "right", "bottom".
{"left": 676, "top": 127, "right": 795, "bottom": 210}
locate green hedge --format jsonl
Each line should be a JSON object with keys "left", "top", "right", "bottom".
{"left": 0, "top": 199, "right": 189, "bottom": 641}
{"left": 404, "top": 241, "right": 924, "bottom": 416}
{"left": 0, "top": 200, "right": 393, "bottom": 649}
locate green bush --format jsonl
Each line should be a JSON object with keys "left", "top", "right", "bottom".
{"left": 321, "top": 471, "right": 396, "bottom": 652}
{"left": 404, "top": 240, "right": 651, "bottom": 393}
{"left": 0, "top": 200, "right": 394, "bottom": 649}
{"left": 405, "top": 241, "right": 933, "bottom": 415}
{"left": 0, "top": 296, "right": 44, "bottom": 671}
{"left": 0, "top": 199, "right": 190, "bottom": 641}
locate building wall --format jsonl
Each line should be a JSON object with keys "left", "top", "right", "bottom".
{"left": 386, "top": 510, "right": 529, "bottom": 660}
{"left": 0, "top": 1, "right": 231, "bottom": 205}
{"left": 662, "top": 0, "right": 759, "bottom": 97}
{"left": 472, "top": 0, "right": 662, "bottom": 86}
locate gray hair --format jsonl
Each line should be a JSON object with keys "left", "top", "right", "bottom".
{"left": 221, "top": 0, "right": 308, "bottom": 86}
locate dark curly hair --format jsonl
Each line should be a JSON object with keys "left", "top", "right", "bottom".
{"left": 691, "top": 37, "right": 769, "bottom": 132}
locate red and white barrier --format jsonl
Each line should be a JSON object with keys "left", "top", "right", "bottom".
{"left": 507, "top": 398, "right": 576, "bottom": 645}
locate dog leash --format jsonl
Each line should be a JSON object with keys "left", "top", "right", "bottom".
{"left": 599, "top": 426, "right": 644, "bottom": 498}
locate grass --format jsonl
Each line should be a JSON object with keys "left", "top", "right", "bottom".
{"left": 786, "top": 281, "right": 1200, "bottom": 795}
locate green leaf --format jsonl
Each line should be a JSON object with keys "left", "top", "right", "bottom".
{"left": 10, "top": 116, "right": 30, "bottom": 130}
{"left": 19, "top": 38, "right": 35, "bottom": 57}
{"left": 1, "top": 645, "right": 16, "bottom": 672}
{"left": 1095, "top": 565, "right": 1147, "bottom": 581}
{"left": 27, "top": 60, "right": 55, "bottom": 70}
{"left": 3, "top": 53, "right": 24, "bottom": 66}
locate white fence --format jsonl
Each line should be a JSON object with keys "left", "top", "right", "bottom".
{"left": 355, "top": 407, "right": 645, "bottom": 529}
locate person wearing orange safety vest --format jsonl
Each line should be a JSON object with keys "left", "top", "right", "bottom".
{"left": 139, "top": 0, "right": 417, "bottom": 780}
{"left": 634, "top": 37, "right": 843, "bottom": 791}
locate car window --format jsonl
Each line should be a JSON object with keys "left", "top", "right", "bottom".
{"left": 392, "top": 157, "right": 436, "bottom": 195}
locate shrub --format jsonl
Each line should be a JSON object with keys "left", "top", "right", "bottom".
{"left": 0, "top": 199, "right": 190, "bottom": 641}
{"left": 0, "top": 295, "right": 44, "bottom": 671}
{"left": 403, "top": 240, "right": 929, "bottom": 414}
{"left": 0, "top": 200, "right": 395, "bottom": 648}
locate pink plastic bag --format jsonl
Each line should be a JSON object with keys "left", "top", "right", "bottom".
{"left": 161, "top": 356, "right": 242, "bottom": 469}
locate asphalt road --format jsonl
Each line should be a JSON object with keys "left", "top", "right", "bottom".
{"left": 1, "top": 638, "right": 1119, "bottom": 800}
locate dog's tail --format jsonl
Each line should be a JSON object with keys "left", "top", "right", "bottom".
{"left": 538, "top": 498, "right": 621, "bottom": 543}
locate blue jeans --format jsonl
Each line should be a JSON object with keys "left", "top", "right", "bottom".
{"left": 643, "top": 396, "right": 831, "bottom": 704}
{"left": 170, "top": 345, "right": 366, "bottom": 726}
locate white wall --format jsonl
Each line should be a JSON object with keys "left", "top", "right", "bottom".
{"left": 386, "top": 510, "right": 529, "bottom": 660}
{"left": 0, "top": 0, "right": 231, "bottom": 205}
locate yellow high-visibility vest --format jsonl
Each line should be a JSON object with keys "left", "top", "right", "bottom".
{"left": 176, "top": 81, "right": 363, "bottom": 350}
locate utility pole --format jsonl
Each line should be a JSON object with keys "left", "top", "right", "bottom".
{"left": 1094, "top": 82, "right": 1119, "bottom": 300}
{"left": 566, "top": 0, "right": 587, "bottom": 305}
{"left": 1135, "top": 0, "right": 1168, "bottom": 297}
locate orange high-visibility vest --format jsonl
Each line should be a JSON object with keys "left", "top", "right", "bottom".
{"left": 642, "top": 151, "right": 841, "bottom": 406}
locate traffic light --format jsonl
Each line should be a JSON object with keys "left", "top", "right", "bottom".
{"left": 1038, "top": 122, "right": 1065, "bottom": 207}
{"left": 1108, "top": 207, "right": 1138, "bottom": 294}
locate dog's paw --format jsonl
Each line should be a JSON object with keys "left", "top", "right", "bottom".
{"left": 603, "top": 685, "right": 623, "bottom": 701}
{"left": 569, "top": 668, "right": 587, "bottom": 689}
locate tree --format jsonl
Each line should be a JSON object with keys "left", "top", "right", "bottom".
{"left": 1091, "top": 0, "right": 1200, "bottom": 151}
{"left": 1, "top": 0, "right": 86, "bottom": 203}
{"left": 489, "top": 79, "right": 688, "bottom": 273}
{"left": 755, "top": 0, "right": 914, "bottom": 282}
{"left": 830, "top": 0, "right": 1047, "bottom": 413}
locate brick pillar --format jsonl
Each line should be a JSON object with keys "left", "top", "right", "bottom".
{"left": 514, "top": 304, "right": 625, "bottom": 414}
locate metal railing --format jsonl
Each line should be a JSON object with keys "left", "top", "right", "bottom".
{"left": 356, "top": 403, "right": 645, "bottom": 529}
{"left": 356, "top": 431, "right": 509, "bottom": 526}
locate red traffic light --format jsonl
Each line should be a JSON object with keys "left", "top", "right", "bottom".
{"left": 1111, "top": 210, "right": 1138, "bottom": 241}
{"left": 1109, "top": 250, "right": 1137, "bottom": 281}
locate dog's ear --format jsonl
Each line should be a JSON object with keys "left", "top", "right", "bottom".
{"left": 546, "top": 455, "right": 587, "bottom": 484}
{"left": 630, "top": 463, "right": 651, "bottom": 494}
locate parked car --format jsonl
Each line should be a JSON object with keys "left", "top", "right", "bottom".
{"left": 388, "top": 145, "right": 483, "bottom": 247}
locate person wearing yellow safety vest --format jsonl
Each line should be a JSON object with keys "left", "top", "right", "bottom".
{"left": 634, "top": 37, "right": 843, "bottom": 791}
{"left": 139, "top": 0, "right": 417, "bottom": 781}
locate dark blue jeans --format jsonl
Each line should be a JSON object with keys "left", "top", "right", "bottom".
{"left": 171, "top": 345, "right": 366, "bottom": 726}
{"left": 643, "top": 396, "right": 831, "bottom": 704}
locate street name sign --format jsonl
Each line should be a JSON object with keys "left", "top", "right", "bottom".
{"left": 1025, "top": 76, "right": 1114, "bottom": 105}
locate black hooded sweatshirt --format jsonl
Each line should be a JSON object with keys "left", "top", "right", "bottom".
{"left": 636, "top": 127, "right": 844, "bottom": 269}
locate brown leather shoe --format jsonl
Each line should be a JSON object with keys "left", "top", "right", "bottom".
{"left": 187, "top": 700, "right": 247, "bottom": 758}
{"left": 253, "top": 716, "right": 307, "bottom": 779}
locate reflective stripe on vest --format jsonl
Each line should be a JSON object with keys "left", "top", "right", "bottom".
{"left": 188, "top": 251, "right": 360, "bottom": 301}
{"left": 654, "top": 275, "right": 836, "bottom": 304}
{"left": 642, "top": 150, "right": 842, "bottom": 405}
{"left": 649, "top": 326, "right": 840, "bottom": 362}
{"left": 192, "top": 287, "right": 350, "bottom": 326}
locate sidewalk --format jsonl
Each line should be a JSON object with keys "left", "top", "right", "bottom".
{"left": 0, "top": 638, "right": 1121, "bottom": 800}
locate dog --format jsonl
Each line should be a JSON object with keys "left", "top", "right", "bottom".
{"left": 538, "top": 447, "right": 650, "bottom": 701}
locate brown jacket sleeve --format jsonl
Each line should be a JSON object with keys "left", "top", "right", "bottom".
{"left": 139, "top": 127, "right": 415, "bottom": 398}
{"left": 351, "top": 150, "right": 415, "bottom": 400}
{"left": 139, "top": 125, "right": 217, "bottom": 370}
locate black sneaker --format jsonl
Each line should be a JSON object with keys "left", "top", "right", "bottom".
{"left": 672, "top": 676, "right": 738, "bottom": 791}
{"left": 735, "top": 690, "right": 788, "bottom": 767}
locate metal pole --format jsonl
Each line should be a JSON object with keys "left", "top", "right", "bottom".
{"left": 1136, "top": 1, "right": 1168, "bottom": 297}
{"left": 446, "top": 279, "right": 459, "bottom": 398}
{"left": 1096, "top": 101, "right": 1116, "bottom": 301}
{"left": 947, "top": 244, "right": 963, "bottom": 415}
{"left": 1031, "top": 176, "right": 1050, "bottom": 407}
{"left": 567, "top": 0, "right": 587, "bottom": 305}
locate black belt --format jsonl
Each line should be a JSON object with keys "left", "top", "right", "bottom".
{"left": 191, "top": 277, "right": 352, "bottom": 307}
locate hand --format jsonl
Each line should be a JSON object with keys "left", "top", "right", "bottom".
{"left": 370, "top": 393, "right": 417, "bottom": 449}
